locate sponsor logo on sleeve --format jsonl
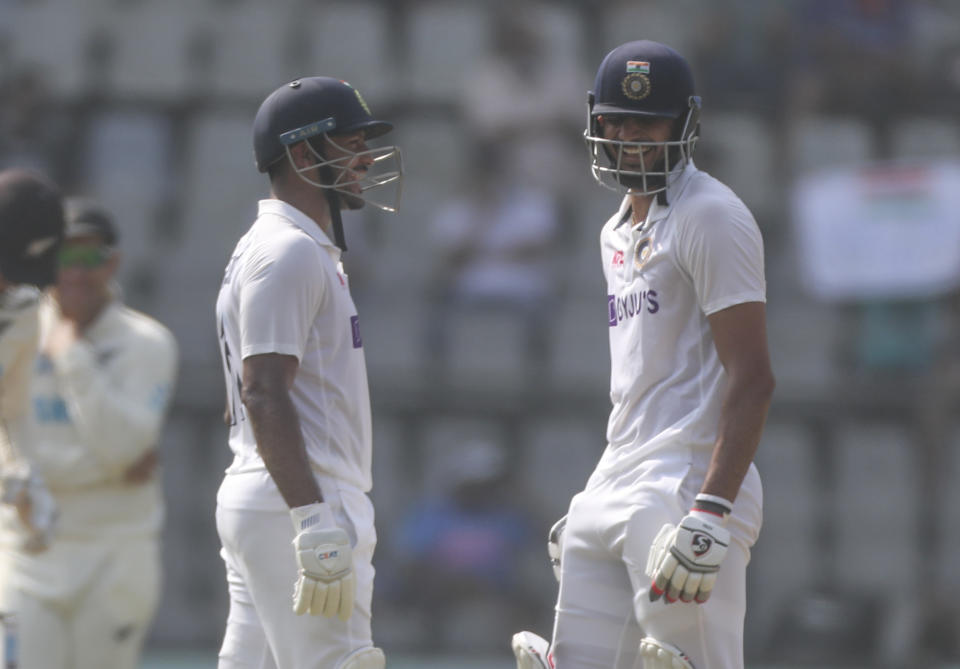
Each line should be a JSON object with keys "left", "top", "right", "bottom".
{"left": 350, "top": 315, "right": 362, "bottom": 348}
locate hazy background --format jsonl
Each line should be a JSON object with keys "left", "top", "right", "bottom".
{"left": 2, "top": 0, "right": 960, "bottom": 667}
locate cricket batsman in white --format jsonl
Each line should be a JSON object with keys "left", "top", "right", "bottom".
{"left": 215, "top": 76, "right": 401, "bottom": 669}
{"left": 513, "top": 40, "right": 775, "bottom": 669}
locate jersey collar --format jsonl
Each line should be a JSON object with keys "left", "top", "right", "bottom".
{"left": 647, "top": 161, "right": 697, "bottom": 224}
{"left": 615, "top": 161, "right": 698, "bottom": 232}
{"left": 258, "top": 199, "right": 339, "bottom": 253}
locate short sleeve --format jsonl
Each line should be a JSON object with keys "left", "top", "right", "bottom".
{"left": 675, "top": 197, "right": 766, "bottom": 315}
{"left": 239, "top": 237, "right": 326, "bottom": 361}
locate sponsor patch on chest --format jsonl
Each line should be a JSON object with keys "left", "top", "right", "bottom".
{"left": 607, "top": 290, "right": 659, "bottom": 327}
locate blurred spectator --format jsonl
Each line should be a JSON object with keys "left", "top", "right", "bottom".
{"left": 460, "top": 5, "right": 584, "bottom": 193}
{"left": 386, "top": 438, "right": 544, "bottom": 652}
{"left": 786, "top": 0, "right": 920, "bottom": 130}
{"left": 423, "top": 143, "right": 562, "bottom": 380}
{"left": 0, "top": 67, "right": 79, "bottom": 187}
{"left": 910, "top": 0, "right": 960, "bottom": 115}
{"left": 690, "top": 2, "right": 792, "bottom": 117}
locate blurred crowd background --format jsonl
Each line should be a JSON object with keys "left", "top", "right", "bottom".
{"left": 3, "top": 0, "right": 960, "bottom": 666}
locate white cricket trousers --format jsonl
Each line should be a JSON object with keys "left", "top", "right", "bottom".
{"left": 551, "top": 457, "right": 762, "bottom": 669}
{"left": 216, "top": 476, "right": 377, "bottom": 669}
{"left": 0, "top": 537, "right": 160, "bottom": 669}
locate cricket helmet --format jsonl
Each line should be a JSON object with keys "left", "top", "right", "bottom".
{"left": 0, "top": 169, "right": 65, "bottom": 288}
{"left": 252, "top": 77, "right": 402, "bottom": 213}
{"left": 585, "top": 40, "right": 701, "bottom": 195}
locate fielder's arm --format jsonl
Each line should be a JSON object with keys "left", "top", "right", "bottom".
{"left": 49, "top": 325, "right": 177, "bottom": 478}
{"left": 0, "top": 290, "right": 42, "bottom": 467}
{"left": 241, "top": 353, "right": 323, "bottom": 508}
{"left": 702, "top": 301, "right": 775, "bottom": 502}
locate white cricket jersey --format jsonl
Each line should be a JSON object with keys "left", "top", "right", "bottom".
{"left": 215, "top": 199, "right": 372, "bottom": 509}
{"left": 596, "top": 162, "right": 766, "bottom": 478}
{"left": 16, "top": 297, "right": 177, "bottom": 538}
{"left": 0, "top": 285, "right": 42, "bottom": 468}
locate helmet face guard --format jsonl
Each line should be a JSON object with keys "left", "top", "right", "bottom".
{"left": 584, "top": 40, "right": 700, "bottom": 196}
{"left": 279, "top": 119, "right": 403, "bottom": 213}
{"left": 584, "top": 94, "right": 700, "bottom": 195}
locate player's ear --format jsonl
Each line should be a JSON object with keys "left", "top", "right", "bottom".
{"left": 289, "top": 142, "right": 315, "bottom": 169}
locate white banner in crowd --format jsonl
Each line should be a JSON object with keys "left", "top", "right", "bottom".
{"left": 792, "top": 160, "right": 960, "bottom": 301}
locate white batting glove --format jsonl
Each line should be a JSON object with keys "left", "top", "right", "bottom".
{"left": 639, "top": 637, "right": 695, "bottom": 669}
{"left": 290, "top": 502, "right": 355, "bottom": 621}
{"left": 2, "top": 471, "right": 58, "bottom": 553}
{"left": 547, "top": 516, "right": 566, "bottom": 582}
{"left": 646, "top": 495, "right": 731, "bottom": 604}
{"left": 511, "top": 630, "right": 554, "bottom": 669}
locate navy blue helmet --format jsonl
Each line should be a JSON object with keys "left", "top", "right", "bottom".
{"left": 253, "top": 77, "right": 402, "bottom": 213}
{"left": 585, "top": 41, "right": 701, "bottom": 195}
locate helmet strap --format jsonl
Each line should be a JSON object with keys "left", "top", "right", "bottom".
{"left": 316, "top": 155, "right": 347, "bottom": 252}
{"left": 327, "top": 188, "right": 347, "bottom": 252}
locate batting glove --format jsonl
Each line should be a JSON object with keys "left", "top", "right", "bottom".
{"left": 639, "top": 637, "right": 695, "bottom": 669}
{"left": 290, "top": 502, "right": 355, "bottom": 621}
{"left": 646, "top": 494, "right": 731, "bottom": 604}
{"left": 547, "top": 515, "right": 566, "bottom": 582}
{"left": 2, "top": 471, "right": 58, "bottom": 553}
{"left": 512, "top": 631, "right": 554, "bottom": 669}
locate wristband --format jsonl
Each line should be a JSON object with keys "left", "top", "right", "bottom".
{"left": 693, "top": 493, "right": 733, "bottom": 517}
{"left": 289, "top": 502, "right": 334, "bottom": 532}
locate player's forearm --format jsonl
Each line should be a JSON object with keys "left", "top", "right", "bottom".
{"left": 701, "top": 369, "right": 774, "bottom": 503}
{"left": 243, "top": 386, "right": 323, "bottom": 508}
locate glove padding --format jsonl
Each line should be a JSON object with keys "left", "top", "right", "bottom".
{"left": 1, "top": 472, "right": 58, "bottom": 553}
{"left": 511, "top": 630, "right": 553, "bottom": 669}
{"left": 547, "top": 516, "right": 566, "bottom": 583}
{"left": 291, "top": 503, "right": 355, "bottom": 621}
{"left": 646, "top": 509, "right": 729, "bottom": 604}
{"left": 639, "top": 637, "right": 695, "bottom": 669}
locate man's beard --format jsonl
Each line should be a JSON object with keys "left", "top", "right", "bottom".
{"left": 324, "top": 164, "right": 367, "bottom": 210}
{"left": 616, "top": 170, "right": 666, "bottom": 192}
{"left": 337, "top": 189, "right": 366, "bottom": 210}
{"left": 608, "top": 151, "right": 668, "bottom": 192}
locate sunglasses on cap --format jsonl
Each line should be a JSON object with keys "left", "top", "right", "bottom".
{"left": 58, "top": 245, "right": 112, "bottom": 269}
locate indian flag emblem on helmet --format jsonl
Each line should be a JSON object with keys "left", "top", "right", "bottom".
{"left": 626, "top": 61, "right": 650, "bottom": 74}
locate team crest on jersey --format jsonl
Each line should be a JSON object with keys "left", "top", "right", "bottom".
{"left": 634, "top": 235, "right": 654, "bottom": 270}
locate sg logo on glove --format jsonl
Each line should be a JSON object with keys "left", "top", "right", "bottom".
{"left": 646, "top": 510, "right": 730, "bottom": 604}
{"left": 691, "top": 533, "right": 713, "bottom": 557}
